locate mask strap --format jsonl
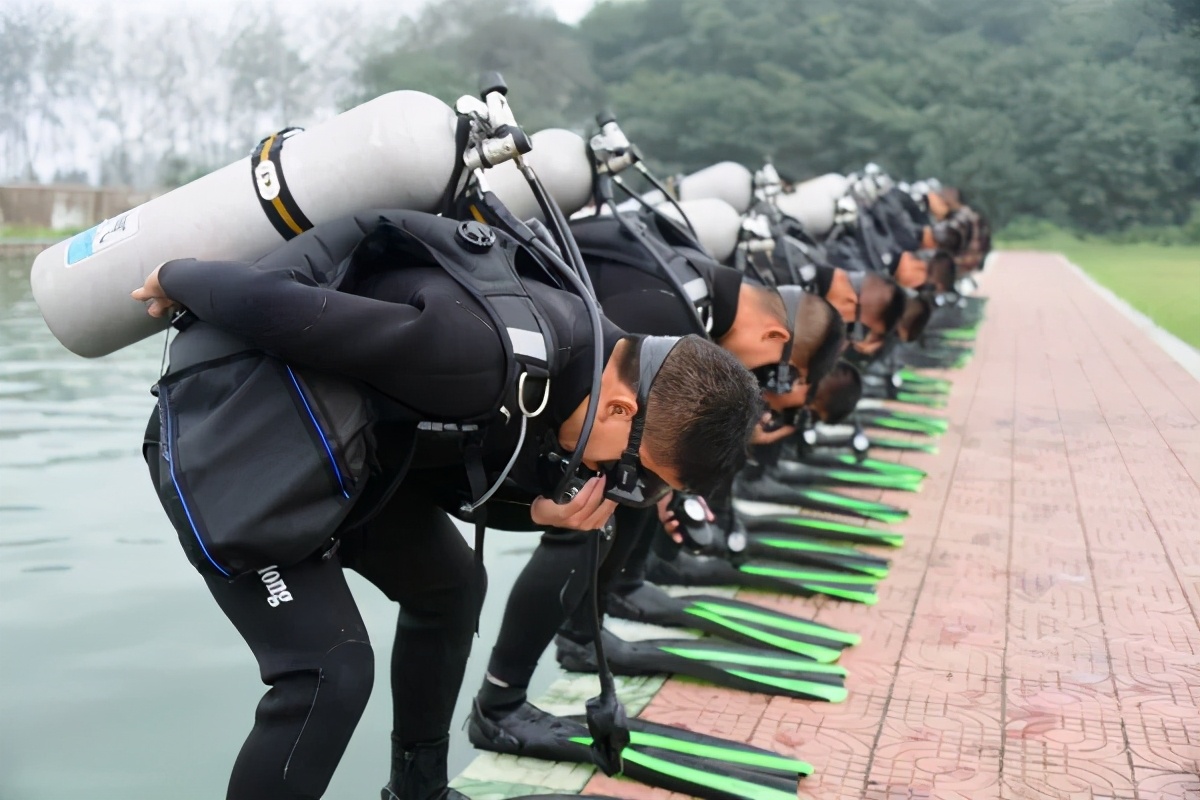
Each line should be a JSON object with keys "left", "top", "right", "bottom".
{"left": 606, "top": 336, "right": 683, "bottom": 499}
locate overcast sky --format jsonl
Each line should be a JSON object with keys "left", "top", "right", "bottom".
{"left": 27, "top": 0, "right": 599, "bottom": 25}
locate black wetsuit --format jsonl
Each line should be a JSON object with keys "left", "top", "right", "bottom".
{"left": 481, "top": 212, "right": 744, "bottom": 700}
{"left": 142, "top": 212, "right": 621, "bottom": 800}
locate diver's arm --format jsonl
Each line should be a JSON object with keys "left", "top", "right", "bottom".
{"left": 146, "top": 260, "right": 435, "bottom": 398}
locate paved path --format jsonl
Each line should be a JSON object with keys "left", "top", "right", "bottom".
{"left": 585, "top": 252, "right": 1200, "bottom": 800}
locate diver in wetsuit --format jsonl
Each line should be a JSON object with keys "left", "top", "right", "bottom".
{"left": 133, "top": 210, "right": 762, "bottom": 800}
{"left": 470, "top": 210, "right": 846, "bottom": 737}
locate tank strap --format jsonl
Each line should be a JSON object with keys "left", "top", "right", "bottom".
{"left": 251, "top": 128, "right": 314, "bottom": 241}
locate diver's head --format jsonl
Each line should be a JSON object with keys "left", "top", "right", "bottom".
{"left": 572, "top": 335, "right": 760, "bottom": 498}
{"left": 926, "top": 189, "right": 952, "bottom": 221}
{"left": 715, "top": 281, "right": 791, "bottom": 370}
{"left": 818, "top": 266, "right": 860, "bottom": 325}
{"left": 925, "top": 220, "right": 965, "bottom": 254}
{"left": 760, "top": 290, "right": 845, "bottom": 412}
{"left": 853, "top": 272, "right": 906, "bottom": 355}
{"left": 809, "top": 361, "right": 863, "bottom": 424}
{"left": 897, "top": 293, "right": 933, "bottom": 342}
{"left": 894, "top": 251, "right": 929, "bottom": 289}
{"left": 926, "top": 250, "right": 958, "bottom": 294}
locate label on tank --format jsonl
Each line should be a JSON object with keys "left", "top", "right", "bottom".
{"left": 65, "top": 208, "right": 141, "bottom": 266}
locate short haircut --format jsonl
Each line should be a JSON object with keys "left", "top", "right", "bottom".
{"left": 642, "top": 337, "right": 761, "bottom": 496}
{"left": 932, "top": 221, "right": 964, "bottom": 254}
{"left": 898, "top": 294, "right": 933, "bottom": 342}
{"left": 926, "top": 250, "right": 958, "bottom": 293}
{"left": 865, "top": 273, "right": 908, "bottom": 335}
{"left": 811, "top": 361, "right": 862, "bottom": 424}
{"left": 788, "top": 290, "right": 845, "bottom": 386}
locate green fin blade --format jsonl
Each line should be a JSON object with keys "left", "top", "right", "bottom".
{"left": 688, "top": 600, "right": 862, "bottom": 647}
{"left": 869, "top": 437, "right": 939, "bottom": 454}
{"left": 743, "top": 514, "right": 904, "bottom": 547}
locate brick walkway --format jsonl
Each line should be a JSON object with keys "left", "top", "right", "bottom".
{"left": 585, "top": 252, "right": 1200, "bottom": 800}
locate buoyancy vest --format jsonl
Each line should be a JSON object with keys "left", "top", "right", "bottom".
{"left": 148, "top": 210, "right": 557, "bottom": 578}
{"left": 570, "top": 210, "right": 716, "bottom": 337}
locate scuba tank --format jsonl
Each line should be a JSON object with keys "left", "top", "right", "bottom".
{"left": 775, "top": 173, "right": 850, "bottom": 237}
{"left": 31, "top": 90, "right": 459, "bottom": 358}
{"left": 485, "top": 128, "right": 594, "bottom": 221}
{"left": 620, "top": 161, "right": 756, "bottom": 216}
{"left": 652, "top": 198, "right": 742, "bottom": 263}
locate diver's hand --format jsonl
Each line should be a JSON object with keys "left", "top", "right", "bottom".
{"left": 656, "top": 491, "right": 682, "bottom": 543}
{"left": 532, "top": 477, "right": 616, "bottom": 531}
{"left": 131, "top": 263, "right": 179, "bottom": 318}
{"left": 657, "top": 492, "right": 715, "bottom": 544}
{"left": 750, "top": 413, "right": 796, "bottom": 445}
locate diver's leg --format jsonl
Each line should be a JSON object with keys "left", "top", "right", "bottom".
{"left": 341, "top": 483, "right": 481, "bottom": 800}
{"left": 203, "top": 554, "right": 374, "bottom": 800}
{"left": 146, "top": 435, "right": 373, "bottom": 800}
{"left": 479, "top": 505, "right": 642, "bottom": 713}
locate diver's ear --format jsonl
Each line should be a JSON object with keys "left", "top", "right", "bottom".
{"left": 605, "top": 397, "right": 637, "bottom": 420}
{"left": 762, "top": 320, "right": 789, "bottom": 342}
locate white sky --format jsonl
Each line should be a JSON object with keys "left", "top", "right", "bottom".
{"left": 22, "top": 0, "right": 599, "bottom": 25}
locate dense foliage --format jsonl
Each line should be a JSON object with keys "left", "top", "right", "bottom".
{"left": 4, "top": 0, "right": 1197, "bottom": 235}
{"left": 354, "top": 0, "right": 1200, "bottom": 233}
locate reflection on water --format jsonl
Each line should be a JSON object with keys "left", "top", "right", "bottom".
{"left": 0, "top": 255, "right": 559, "bottom": 798}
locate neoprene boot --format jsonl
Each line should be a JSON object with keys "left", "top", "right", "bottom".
{"left": 381, "top": 735, "right": 467, "bottom": 800}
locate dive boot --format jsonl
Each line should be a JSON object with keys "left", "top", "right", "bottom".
{"left": 467, "top": 699, "right": 813, "bottom": 800}
{"left": 382, "top": 735, "right": 467, "bottom": 800}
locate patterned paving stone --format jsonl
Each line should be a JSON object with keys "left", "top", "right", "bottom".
{"left": 457, "top": 252, "right": 1200, "bottom": 800}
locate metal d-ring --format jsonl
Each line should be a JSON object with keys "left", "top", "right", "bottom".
{"left": 517, "top": 371, "right": 550, "bottom": 418}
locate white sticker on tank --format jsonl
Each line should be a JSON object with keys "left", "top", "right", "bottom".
{"left": 65, "top": 208, "right": 140, "bottom": 267}
{"left": 254, "top": 160, "right": 281, "bottom": 201}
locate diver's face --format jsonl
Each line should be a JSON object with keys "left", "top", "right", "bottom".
{"left": 852, "top": 332, "right": 886, "bottom": 355}
{"left": 576, "top": 363, "right": 637, "bottom": 468}
{"left": 638, "top": 448, "right": 685, "bottom": 492}
{"left": 763, "top": 379, "right": 811, "bottom": 412}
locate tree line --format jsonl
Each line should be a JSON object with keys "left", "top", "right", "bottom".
{"left": 3, "top": 0, "right": 1198, "bottom": 234}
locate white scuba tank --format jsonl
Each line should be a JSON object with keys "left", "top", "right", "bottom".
{"left": 653, "top": 198, "right": 742, "bottom": 263}
{"left": 485, "top": 128, "right": 594, "bottom": 221}
{"left": 31, "top": 90, "right": 459, "bottom": 358}
{"left": 776, "top": 173, "right": 850, "bottom": 236}
{"left": 620, "top": 162, "right": 755, "bottom": 216}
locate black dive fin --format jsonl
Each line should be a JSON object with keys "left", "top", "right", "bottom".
{"left": 735, "top": 475, "right": 910, "bottom": 524}
{"left": 739, "top": 512, "right": 904, "bottom": 547}
{"left": 606, "top": 582, "right": 860, "bottom": 655}
{"left": 743, "top": 533, "right": 890, "bottom": 577}
{"left": 555, "top": 630, "right": 848, "bottom": 703}
{"left": 768, "top": 460, "right": 922, "bottom": 492}
{"left": 467, "top": 702, "right": 811, "bottom": 800}
{"left": 646, "top": 549, "right": 880, "bottom": 605}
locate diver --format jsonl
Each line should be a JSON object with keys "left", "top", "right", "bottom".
{"left": 469, "top": 206, "right": 848, "bottom": 748}
{"left": 132, "top": 209, "right": 762, "bottom": 800}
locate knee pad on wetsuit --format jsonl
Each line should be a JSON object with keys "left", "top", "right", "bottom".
{"left": 275, "top": 640, "right": 375, "bottom": 796}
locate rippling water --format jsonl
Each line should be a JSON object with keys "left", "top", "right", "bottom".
{"left": 0, "top": 254, "right": 559, "bottom": 798}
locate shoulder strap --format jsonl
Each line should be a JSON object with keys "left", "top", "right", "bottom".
{"left": 573, "top": 214, "right": 713, "bottom": 336}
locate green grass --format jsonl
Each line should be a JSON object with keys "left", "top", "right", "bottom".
{"left": 1000, "top": 230, "right": 1200, "bottom": 348}
{"left": 0, "top": 224, "right": 86, "bottom": 241}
